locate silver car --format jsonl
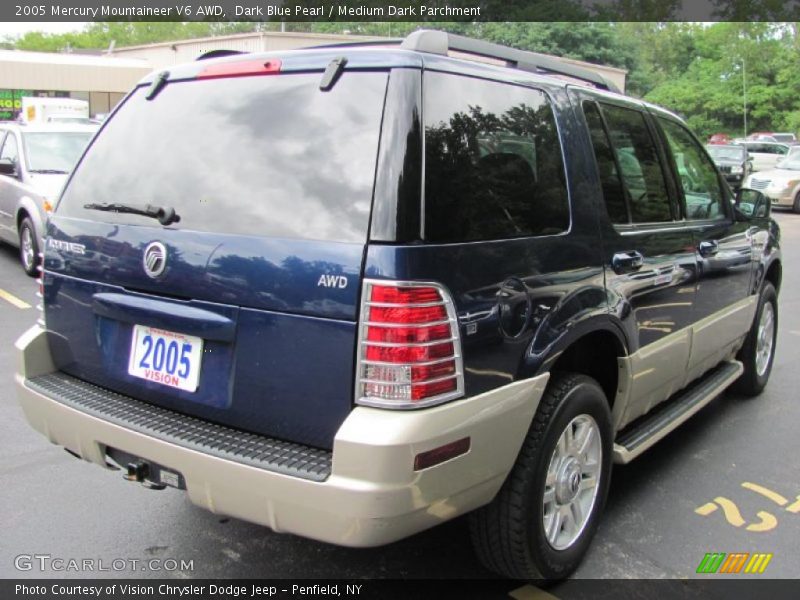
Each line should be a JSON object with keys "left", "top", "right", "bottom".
{"left": 0, "top": 122, "right": 97, "bottom": 275}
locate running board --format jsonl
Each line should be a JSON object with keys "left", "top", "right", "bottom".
{"left": 613, "top": 360, "right": 743, "bottom": 464}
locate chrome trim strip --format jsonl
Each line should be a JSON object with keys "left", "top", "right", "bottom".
{"left": 363, "top": 319, "right": 451, "bottom": 328}
{"left": 365, "top": 300, "right": 446, "bottom": 308}
{"left": 362, "top": 338, "right": 457, "bottom": 348}
{"left": 361, "top": 357, "right": 455, "bottom": 368}
{"left": 358, "top": 374, "right": 459, "bottom": 387}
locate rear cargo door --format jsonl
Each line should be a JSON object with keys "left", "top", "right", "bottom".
{"left": 45, "top": 67, "right": 389, "bottom": 449}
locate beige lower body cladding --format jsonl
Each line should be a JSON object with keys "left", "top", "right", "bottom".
{"left": 15, "top": 325, "right": 548, "bottom": 547}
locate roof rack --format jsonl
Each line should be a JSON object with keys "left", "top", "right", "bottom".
{"left": 401, "top": 29, "right": 621, "bottom": 94}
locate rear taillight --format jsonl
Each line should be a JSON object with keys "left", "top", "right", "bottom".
{"left": 356, "top": 280, "right": 464, "bottom": 409}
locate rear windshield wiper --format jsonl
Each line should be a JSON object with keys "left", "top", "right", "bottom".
{"left": 83, "top": 202, "right": 181, "bottom": 226}
{"left": 30, "top": 169, "right": 69, "bottom": 174}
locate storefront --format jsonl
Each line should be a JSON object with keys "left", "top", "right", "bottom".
{"left": 0, "top": 49, "right": 152, "bottom": 121}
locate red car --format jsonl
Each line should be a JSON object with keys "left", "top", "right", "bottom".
{"left": 708, "top": 133, "right": 732, "bottom": 144}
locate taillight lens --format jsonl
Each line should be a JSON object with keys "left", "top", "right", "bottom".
{"left": 356, "top": 280, "right": 463, "bottom": 409}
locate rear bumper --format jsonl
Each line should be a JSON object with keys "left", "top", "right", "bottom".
{"left": 15, "top": 325, "right": 547, "bottom": 547}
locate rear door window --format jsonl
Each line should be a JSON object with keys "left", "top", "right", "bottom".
{"left": 423, "top": 72, "right": 569, "bottom": 242}
{"left": 657, "top": 118, "right": 727, "bottom": 220}
{"left": 598, "top": 103, "right": 672, "bottom": 223}
{"left": 57, "top": 72, "right": 388, "bottom": 243}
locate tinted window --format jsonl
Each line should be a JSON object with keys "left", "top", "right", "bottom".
{"left": 424, "top": 73, "right": 569, "bottom": 242}
{"left": 600, "top": 104, "right": 672, "bottom": 223}
{"left": 659, "top": 119, "right": 726, "bottom": 220}
{"left": 583, "top": 101, "right": 627, "bottom": 223}
{"left": 58, "top": 72, "right": 387, "bottom": 243}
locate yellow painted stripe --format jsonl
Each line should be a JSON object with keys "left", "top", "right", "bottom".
{"left": 742, "top": 482, "right": 788, "bottom": 506}
{"left": 758, "top": 554, "right": 773, "bottom": 573}
{"left": 713, "top": 497, "right": 746, "bottom": 527}
{"left": 786, "top": 496, "right": 800, "bottom": 513}
{"left": 745, "top": 554, "right": 766, "bottom": 574}
{"left": 509, "top": 585, "right": 560, "bottom": 600}
{"left": 695, "top": 502, "right": 718, "bottom": 516}
{"left": 745, "top": 511, "right": 778, "bottom": 532}
{"left": 0, "top": 288, "right": 31, "bottom": 309}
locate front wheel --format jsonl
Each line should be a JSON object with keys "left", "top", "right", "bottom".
{"left": 732, "top": 282, "right": 777, "bottom": 396}
{"left": 793, "top": 192, "right": 800, "bottom": 214}
{"left": 470, "top": 373, "right": 613, "bottom": 581}
{"left": 19, "top": 217, "right": 40, "bottom": 277}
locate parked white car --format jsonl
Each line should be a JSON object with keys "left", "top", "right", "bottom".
{"left": 736, "top": 140, "right": 790, "bottom": 172}
{"left": 743, "top": 147, "right": 800, "bottom": 212}
{"left": 0, "top": 122, "right": 97, "bottom": 274}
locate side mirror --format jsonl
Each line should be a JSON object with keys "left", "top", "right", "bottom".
{"left": 0, "top": 158, "right": 17, "bottom": 177}
{"left": 735, "top": 188, "right": 770, "bottom": 219}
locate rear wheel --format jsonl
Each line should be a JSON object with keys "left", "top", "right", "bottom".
{"left": 793, "top": 192, "right": 800, "bottom": 214}
{"left": 732, "top": 282, "right": 777, "bottom": 396}
{"left": 470, "top": 373, "right": 613, "bottom": 581}
{"left": 18, "top": 217, "right": 39, "bottom": 277}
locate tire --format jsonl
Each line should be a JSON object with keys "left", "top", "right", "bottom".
{"left": 469, "top": 373, "right": 613, "bottom": 581}
{"left": 793, "top": 192, "right": 800, "bottom": 214}
{"left": 732, "top": 282, "right": 777, "bottom": 396}
{"left": 18, "top": 216, "right": 40, "bottom": 277}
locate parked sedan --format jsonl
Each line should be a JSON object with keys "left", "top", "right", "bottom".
{"left": 735, "top": 140, "right": 790, "bottom": 172}
{"left": 706, "top": 144, "right": 751, "bottom": 189}
{"left": 743, "top": 147, "right": 800, "bottom": 212}
{"left": 0, "top": 123, "right": 97, "bottom": 274}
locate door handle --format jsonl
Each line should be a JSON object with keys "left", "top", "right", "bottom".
{"left": 612, "top": 251, "right": 644, "bottom": 275}
{"left": 698, "top": 240, "right": 719, "bottom": 257}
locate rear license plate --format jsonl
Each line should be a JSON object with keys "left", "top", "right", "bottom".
{"left": 127, "top": 325, "right": 203, "bottom": 392}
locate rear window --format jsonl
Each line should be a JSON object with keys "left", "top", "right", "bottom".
{"left": 57, "top": 71, "right": 388, "bottom": 243}
{"left": 423, "top": 72, "right": 569, "bottom": 243}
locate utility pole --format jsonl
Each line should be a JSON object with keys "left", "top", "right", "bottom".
{"left": 743, "top": 58, "right": 748, "bottom": 138}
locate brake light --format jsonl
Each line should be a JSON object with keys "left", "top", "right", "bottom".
{"left": 197, "top": 59, "right": 282, "bottom": 80}
{"left": 356, "top": 280, "right": 464, "bottom": 409}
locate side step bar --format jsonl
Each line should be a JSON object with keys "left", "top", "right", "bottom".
{"left": 613, "top": 360, "right": 743, "bottom": 464}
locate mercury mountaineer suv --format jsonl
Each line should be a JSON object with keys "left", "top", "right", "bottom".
{"left": 15, "top": 30, "right": 782, "bottom": 580}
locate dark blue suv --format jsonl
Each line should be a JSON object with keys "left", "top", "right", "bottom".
{"left": 15, "top": 30, "right": 781, "bottom": 580}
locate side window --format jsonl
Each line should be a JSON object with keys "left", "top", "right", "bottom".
{"left": 424, "top": 72, "right": 569, "bottom": 242}
{"left": 582, "top": 101, "right": 628, "bottom": 223}
{"left": 0, "top": 132, "right": 18, "bottom": 165}
{"left": 775, "top": 145, "right": 789, "bottom": 156}
{"left": 595, "top": 103, "right": 672, "bottom": 223}
{"left": 658, "top": 119, "right": 726, "bottom": 221}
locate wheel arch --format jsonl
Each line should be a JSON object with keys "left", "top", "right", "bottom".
{"left": 535, "top": 322, "right": 629, "bottom": 412}
{"left": 764, "top": 258, "right": 781, "bottom": 294}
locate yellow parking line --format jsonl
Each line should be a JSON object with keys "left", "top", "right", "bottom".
{"left": 742, "top": 482, "right": 788, "bottom": 506}
{"left": 0, "top": 288, "right": 31, "bottom": 310}
{"left": 509, "top": 585, "right": 560, "bottom": 600}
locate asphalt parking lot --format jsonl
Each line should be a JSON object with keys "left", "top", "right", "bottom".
{"left": 1, "top": 214, "right": 799, "bottom": 589}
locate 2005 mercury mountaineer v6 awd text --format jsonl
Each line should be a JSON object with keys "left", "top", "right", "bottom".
{"left": 15, "top": 30, "right": 782, "bottom": 580}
